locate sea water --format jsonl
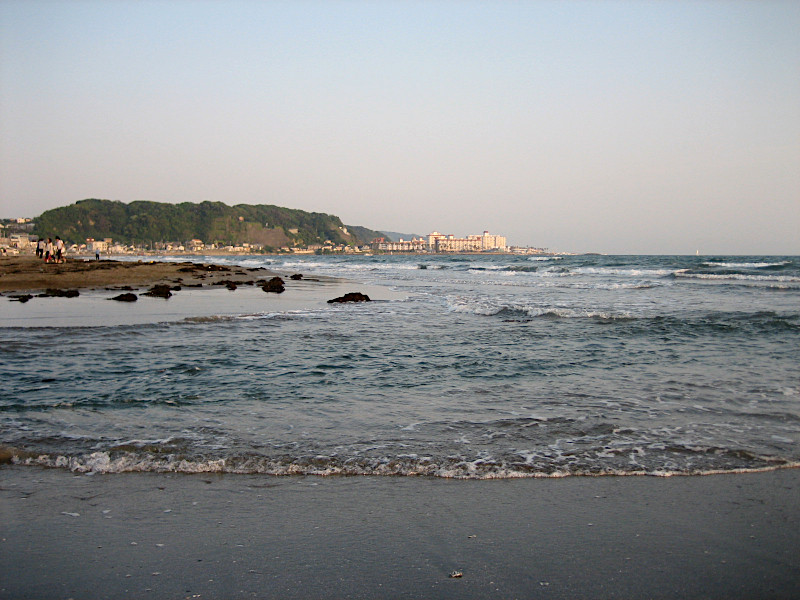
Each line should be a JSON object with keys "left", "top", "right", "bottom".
{"left": 2, "top": 254, "right": 798, "bottom": 478}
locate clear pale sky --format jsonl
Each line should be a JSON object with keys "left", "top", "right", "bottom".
{"left": 1, "top": 1, "right": 798, "bottom": 254}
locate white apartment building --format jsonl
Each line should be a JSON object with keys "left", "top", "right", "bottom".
{"left": 428, "top": 230, "right": 506, "bottom": 252}
{"left": 370, "top": 230, "right": 507, "bottom": 253}
{"left": 86, "top": 238, "right": 112, "bottom": 252}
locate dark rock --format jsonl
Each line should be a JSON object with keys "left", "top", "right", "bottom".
{"left": 143, "top": 284, "right": 173, "bottom": 298}
{"left": 9, "top": 294, "right": 33, "bottom": 303}
{"left": 39, "top": 289, "right": 80, "bottom": 298}
{"left": 212, "top": 279, "right": 238, "bottom": 290}
{"left": 327, "top": 292, "right": 371, "bottom": 304}
{"left": 204, "top": 264, "right": 230, "bottom": 272}
{"left": 110, "top": 293, "right": 138, "bottom": 302}
{"left": 260, "top": 277, "right": 285, "bottom": 293}
{"left": 290, "top": 273, "right": 303, "bottom": 280}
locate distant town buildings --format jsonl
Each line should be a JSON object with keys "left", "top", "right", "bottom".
{"left": 371, "top": 230, "right": 508, "bottom": 253}
{"left": 370, "top": 237, "right": 428, "bottom": 252}
{"left": 429, "top": 231, "right": 507, "bottom": 253}
{"left": 1, "top": 216, "right": 551, "bottom": 256}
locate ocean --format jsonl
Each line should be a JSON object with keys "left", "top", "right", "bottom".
{"left": 2, "top": 254, "right": 799, "bottom": 478}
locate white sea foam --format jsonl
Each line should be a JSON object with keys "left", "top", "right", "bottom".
{"left": 703, "top": 261, "right": 790, "bottom": 269}
{"left": 676, "top": 273, "right": 800, "bottom": 282}
{"left": 14, "top": 450, "right": 800, "bottom": 479}
{"left": 445, "top": 296, "right": 635, "bottom": 320}
{"left": 587, "top": 281, "right": 663, "bottom": 290}
{"left": 573, "top": 267, "right": 676, "bottom": 277}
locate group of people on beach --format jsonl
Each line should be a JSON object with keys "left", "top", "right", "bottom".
{"left": 36, "top": 236, "right": 65, "bottom": 263}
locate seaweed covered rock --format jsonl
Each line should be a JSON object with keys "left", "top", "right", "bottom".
{"left": 109, "top": 293, "right": 138, "bottom": 302}
{"left": 143, "top": 284, "right": 173, "bottom": 298}
{"left": 260, "top": 277, "right": 285, "bottom": 294}
{"left": 39, "top": 288, "right": 80, "bottom": 298}
{"left": 327, "top": 292, "right": 371, "bottom": 304}
{"left": 213, "top": 279, "right": 238, "bottom": 290}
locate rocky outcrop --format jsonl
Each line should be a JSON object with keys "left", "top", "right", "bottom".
{"left": 290, "top": 273, "right": 303, "bottom": 280}
{"left": 327, "top": 292, "right": 371, "bottom": 304}
{"left": 179, "top": 264, "right": 231, "bottom": 273}
{"left": 109, "top": 293, "right": 138, "bottom": 302}
{"left": 212, "top": 279, "right": 239, "bottom": 290}
{"left": 260, "top": 277, "right": 285, "bottom": 294}
{"left": 39, "top": 288, "right": 80, "bottom": 298}
{"left": 143, "top": 284, "right": 174, "bottom": 298}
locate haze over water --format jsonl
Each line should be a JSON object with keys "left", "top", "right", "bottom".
{"left": 3, "top": 253, "right": 798, "bottom": 478}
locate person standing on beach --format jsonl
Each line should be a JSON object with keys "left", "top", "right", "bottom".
{"left": 54, "top": 237, "right": 65, "bottom": 263}
{"left": 36, "top": 238, "right": 44, "bottom": 259}
{"left": 44, "top": 238, "right": 53, "bottom": 263}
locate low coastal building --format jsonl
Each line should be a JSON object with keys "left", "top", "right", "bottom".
{"left": 370, "top": 237, "right": 428, "bottom": 252}
{"left": 6, "top": 234, "right": 33, "bottom": 249}
{"left": 86, "top": 238, "right": 109, "bottom": 253}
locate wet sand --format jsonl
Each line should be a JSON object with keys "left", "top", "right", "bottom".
{"left": 1, "top": 466, "right": 798, "bottom": 599}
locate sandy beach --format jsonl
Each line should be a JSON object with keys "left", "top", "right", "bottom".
{"left": 1, "top": 466, "right": 798, "bottom": 599}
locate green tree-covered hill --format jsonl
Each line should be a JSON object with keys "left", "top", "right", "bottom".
{"left": 33, "top": 199, "right": 385, "bottom": 248}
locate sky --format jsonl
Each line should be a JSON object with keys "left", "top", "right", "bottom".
{"left": 1, "top": 1, "right": 798, "bottom": 254}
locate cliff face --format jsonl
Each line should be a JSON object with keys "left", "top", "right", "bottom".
{"left": 33, "top": 199, "right": 383, "bottom": 247}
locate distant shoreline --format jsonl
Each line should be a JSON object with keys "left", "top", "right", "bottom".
{"left": 3, "top": 247, "right": 567, "bottom": 259}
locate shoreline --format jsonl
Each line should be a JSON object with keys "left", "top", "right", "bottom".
{"left": 0, "top": 255, "right": 400, "bottom": 327}
{"left": 2, "top": 465, "right": 798, "bottom": 599}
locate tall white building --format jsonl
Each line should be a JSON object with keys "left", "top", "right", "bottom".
{"left": 474, "top": 231, "right": 507, "bottom": 251}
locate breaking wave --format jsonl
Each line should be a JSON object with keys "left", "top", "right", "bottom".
{"left": 11, "top": 447, "right": 798, "bottom": 479}
{"left": 703, "top": 261, "right": 791, "bottom": 269}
